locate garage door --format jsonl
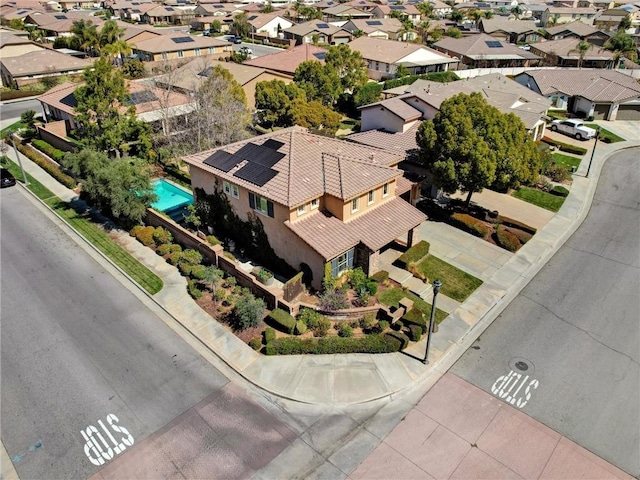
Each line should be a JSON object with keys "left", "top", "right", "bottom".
{"left": 616, "top": 104, "right": 640, "bottom": 121}
{"left": 593, "top": 104, "right": 610, "bottom": 120}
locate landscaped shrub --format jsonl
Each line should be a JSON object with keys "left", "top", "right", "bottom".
{"left": 307, "top": 313, "right": 332, "bottom": 337}
{"left": 266, "top": 334, "right": 403, "bottom": 355}
{"left": 319, "top": 289, "right": 349, "bottom": 311}
{"left": 495, "top": 227, "right": 521, "bottom": 252}
{"left": 264, "top": 327, "right": 276, "bottom": 344}
{"left": 232, "top": 294, "right": 265, "bottom": 331}
{"left": 544, "top": 163, "right": 571, "bottom": 182}
{"left": 15, "top": 140, "right": 76, "bottom": 188}
{"left": 134, "top": 225, "right": 156, "bottom": 246}
{"left": 225, "top": 276, "right": 237, "bottom": 288}
{"left": 360, "top": 313, "right": 377, "bottom": 332}
{"left": 179, "top": 263, "right": 193, "bottom": 276}
{"left": 385, "top": 331, "right": 410, "bottom": 350}
{"left": 550, "top": 185, "right": 570, "bottom": 197}
{"left": 408, "top": 324, "right": 422, "bottom": 342}
{"left": 451, "top": 213, "right": 491, "bottom": 238}
{"left": 249, "top": 337, "right": 262, "bottom": 350}
{"left": 167, "top": 251, "right": 183, "bottom": 265}
{"left": 181, "top": 249, "right": 203, "bottom": 266}
{"left": 505, "top": 227, "right": 532, "bottom": 245}
{"left": 157, "top": 243, "right": 182, "bottom": 256}
{"left": 32, "top": 139, "right": 65, "bottom": 162}
{"left": 377, "top": 320, "right": 390, "bottom": 332}
{"left": 206, "top": 234, "right": 221, "bottom": 245}
{"left": 294, "top": 320, "right": 307, "bottom": 335}
{"left": 366, "top": 280, "right": 378, "bottom": 296}
{"left": 497, "top": 216, "right": 537, "bottom": 235}
{"left": 187, "top": 279, "right": 202, "bottom": 299}
{"left": 370, "top": 270, "right": 389, "bottom": 284}
{"left": 214, "top": 289, "right": 226, "bottom": 303}
{"left": 153, "top": 226, "right": 173, "bottom": 245}
{"left": 189, "top": 264, "right": 207, "bottom": 280}
{"left": 352, "top": 289, "right": 370, "bottom": 307}
{"left": 336, "top": 322, "right": 353, "bottom": 337}
{"left": 402, "top": 308, "right": 426, "bottom": 329}
{"left": 348, "top": 267, "right": 367, "bottom": 290}
{"left": 541, "top": 137, "right": 587, "bottom": 155}
{"left": 268, "top": 308, "right": 296, "bottom": 334}
{"left": 223, "top": 251, "right": 237, "bottom": 262}
{"left": 397, "top": 240, "right": 430, "bottom": 267}
{"left": 393, "top": 320, "right": 404, "bottom": 331}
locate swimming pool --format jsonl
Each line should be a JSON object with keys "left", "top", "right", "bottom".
{"left": 151, "top": 179, "right": 193, "bottom": 212}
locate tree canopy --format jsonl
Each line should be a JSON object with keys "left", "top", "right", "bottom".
{"left": 603, "top": 31, "right": 638, "bottom": 67}
{"left": 293, "top": 61, "right": 342, "bottom": 106}
{"left": 416, "top": 92, "right": 541, "bottom": 206}
{"left": 325, "top": 44, "right": 368, "bottom": 91}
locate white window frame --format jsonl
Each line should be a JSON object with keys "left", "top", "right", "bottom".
{"left": 255, "top": 195, "right": 269, "bottom": 215}
{"left": 195, "top": 48, "right": 201, "bottom": 56}
{"left": 178, "top": 50, "right": 184, "bottom": 58}
{"left": 231, "top": 184, "right": 239, "bottom": 199}
{"left": 383, "top": 183, "right": 389, "bottom": 197}
{"left": 310, "top": 198, "right": 319, "bottom": 209}
{"left": 223, "top": 180, "right": 231, "bottom": 195}
{"left": 351, "top": 197, "right": 359, "bottom": 213}
{"left": 367, "top": 190, "right": 374, "bottom": 205}
{"left": 297, "top": 204, "right": 306, "bottom": 216}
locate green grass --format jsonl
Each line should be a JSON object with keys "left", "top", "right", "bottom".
{"left": 377, "top": 287, "right": 449, "bottom": 324}
{"left": 3, "top": 158, "right": 163, "bottom": 295}
{"left": 512, "top": 186, "right": 565, "bottom": 212}
{"left": 551, "top": 152, "right": 582, "bottom": 171}
{"left": 585, "top": 124, "right": 625, "bottom": 143}
{"left": 414, "top": 255, "right": 483, "bottom": 302}
{"left": 0, "top": 120, "right": 26, "bottom": 137}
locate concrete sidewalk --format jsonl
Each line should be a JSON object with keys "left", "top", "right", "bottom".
{"left": 2, "top": 123, "right": 638, "bottom": 408}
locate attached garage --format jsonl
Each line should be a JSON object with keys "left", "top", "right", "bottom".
{"left": 593, "top": 103, "right": 611, "bottom": 120}
{"left": 616, "top": 104, "right": 640, "bottom": 121}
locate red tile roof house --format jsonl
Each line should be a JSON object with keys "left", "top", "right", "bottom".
{"left": 182, "top": 126, "right": 426, "bottom": 290}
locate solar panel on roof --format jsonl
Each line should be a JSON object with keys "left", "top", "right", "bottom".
{"left": 165, "top": 6, "right": 174, "bottom": 10}
{"left": 171, "top": 36, "right": 195, "bottom": 43}
{"left": 213, "top": 4, "right": 223, "bottom": 7}
{"left": 204, "top": 150, "right": 238, "bottom": 172}
{"left": 54, "top": 14, "right": 67, "bottom": 19}
{"left": 317, "top": 22, "right": 330, "bottom": 28}
{"left": 235, "top": 143, "right": 285, "bottom": 167}
{"left": 262, "top": 139, "right": 285, "bottom": 151}
{"left": 248, "top": 15, "right": 257, "bottom": 20}
{"left": 390, "top": 5, "right": 405, "bottom": 9}
{"left": 128, "top": 90, "right": 159, "bottom": 105}
{"left": 485, "top": 40, "right": 503, "bottom": 48}
{"left": 366, "top": 20, "right": 382, "bottom": 25}
{"left": 233, "top": 162, "right": 278, "bottom": 187}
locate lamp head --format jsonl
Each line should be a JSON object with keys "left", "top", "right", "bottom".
{"left": 433, "top": 279, "right": 442, "bottom": 293}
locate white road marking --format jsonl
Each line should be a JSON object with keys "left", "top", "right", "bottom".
{"left": 81, "top": 414, "right": 134, "bottom": 466}
{"left": 491, "top": 369, "right": 539, "bottom": 409}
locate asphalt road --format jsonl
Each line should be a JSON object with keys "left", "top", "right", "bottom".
{"left": 451, "top": 149, "right": 640, "bottom": 477}
{"left": 0, "top": 186, "right": 230, "bottom": 479}
{"left": 0, "top": 99, "right": 42, "bottom": 124}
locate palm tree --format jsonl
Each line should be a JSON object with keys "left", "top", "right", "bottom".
{"left": 510, "top": 5, "right": 521, "bottom": 19}
{"left": 450, "top": 10, "right": 464, "bottom": 23}
{"left": 484, "top": 10, "right": 494, "bottom": 19}
{"left": 232, "top": 12, "right": 252, "bottom": 39}
{"left": 99, "top": 20, "right": 125, "bottom": 52}
{"left": 568, "top": 40, "right": 593, "bottom": 68}
{"left": 548, "top": 14, "right": 560, "bottom": 27}
{"left": 71, "top": 19, "right": 99, "bottom": 55}
{"left": 604, "top": 31, "right": 638, "bottom": 68}
{"left": 103, "top": 39, "right": 132, "bottom": 65}
{"left": 470, "top": 9, "right": 482, "bottom": 29}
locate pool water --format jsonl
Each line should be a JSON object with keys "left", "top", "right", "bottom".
{"left": 151, "top": 179, "right": 193, "bottom": 212}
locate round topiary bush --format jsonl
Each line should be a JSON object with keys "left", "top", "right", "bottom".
{"left": 153, "top": 227, "right": 173, "bottom": 245}
{"left": 249, "top": 337, "right": 262, "bottom": 350}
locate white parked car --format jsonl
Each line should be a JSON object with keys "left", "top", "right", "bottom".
{"left": 550, "top": 119, "right": 597, "bottom": 140}
{"left": 239, "top": 46, "right": 253, "bottom": 55}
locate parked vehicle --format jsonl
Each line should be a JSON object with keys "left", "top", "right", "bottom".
{"left": 1, "top": 168, "right": 16, "bottom": 188}
{"left": 233, "top": 36, "right": 243, "bottom": 44}
{"left": 550, "top": 119, "right": 597, "bottom": 140}
{"left": 239, "top": 46, "right": 253, "bottom": 55}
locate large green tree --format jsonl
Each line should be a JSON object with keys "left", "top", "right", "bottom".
{"left": 293, "top": 61, "right": 342, "bottom": 106}
{"left": 416, "top": 92, "right": 540, "bottom": 206}
{"left": 232, "top": 12, "right": 252, "bottom": 38}
{"left": 255, "top": 79, "right": 305, "bottom": 128}
{"left": 74, "top": 58, "right": 152, "bottom": 158}
{"left": 62, "top": 148, "right": 156, "bottom": 227}
{"left": 325, "top": 44, "right": 368, "bottom": 91}
{"left": 289, "top": 98, "right": 341, "bottom": 134}
{"left": 71, "top": 19, "right": 99, "bottom": 55}
{"left": 603, "top": 31, "right": 638, "bottom": 67}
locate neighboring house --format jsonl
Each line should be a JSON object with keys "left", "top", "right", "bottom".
{"left": 283, "top": 19, "right": 352, "bottom": 45}
{"left": 515, "top": 68, "right": 640, "bottom": 120}
{"left": 0, "top": 7, "right": 46, "bottom": 23}
{"left": 432, "top": 33, "right": 541, "bottom": 69}
{"left": 153, "top": 57, "right": 292, "bottom": 110}
{"left": 543, "top": 20, "right": 609, "bottom": 45}
{"left": 0, "top": 31, "right": 46, "bottom": 57}
{"left": 371, "top": 4, "right": 421, "bottom": 25}
{"left": 321, "top": 4, "right": 372, "bottom": 21}
{"left": 347, "top": 36, "right": 457, "bottom": 80}
{"left": 118, "top": 3, "right": 157, "bottom": 22}
{"left": 244, "top": 43, "right": 326, "bottom": 76}
{"left": 479, "top": 18, "right": 541, "bottom": 44}
{"left": 341, "top": 18, "right": 405, "bottom": 41}
{"left": 245, "top": 13, "right": 293, "bottom": 38}
{"left": 182, "top": 126, "right": 426, "bottom": 290}
{"left": 192, "top": 3, "right": 234, "bottom": 17}
{"left": 428, "top": 0, "right": 452, "bottom": 18}
{"left": 540, "top": 7, "right": 598, "bottom": 28}
{"left": 141, "top": 5, "right": 196, "bottom": 25}
{"left": 362, "top": 73, "right": 551, "bottom": 140}
{"left": 119, "top": 23, "right": 162, "bottom": 44}
{"left": 594, "top": 7, "right": 638, "bottom": 33}
{"left": 529, "top": 37, "right": 616, "bottom": 68}
{"left": 0, "top": 48, "right": 91, "bottom": 88}
{"left": 130, "top": 33, "right": 231, "bottom": 61}
{"left": 37, "top": 79, "right": 196, "bottom": 133}
{"left": 342, "top": 0, "right": 377, "bottom": 12}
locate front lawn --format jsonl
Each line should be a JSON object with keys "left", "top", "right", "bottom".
{"left": 585, "top": 124, "right": 625, "bottom": 143}
{"left": 377, "top": 287, "right": 448, "bottom": 324}
{"left": 512, "top": 186, "right": 565, "bottom": 212}
{"left": 552, "top": 152, "right": 582, "bottom": 171}
{"left": 413, "top": 255, "right": 483, "bottom": 302}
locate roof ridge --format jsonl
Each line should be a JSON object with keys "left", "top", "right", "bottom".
{"left": 287, "top": 128, "right": 294, "bottom": 206}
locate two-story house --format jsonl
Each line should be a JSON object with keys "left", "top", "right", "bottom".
{"left": 182, "top": 126, "right": 426, "bottom": 290}
{"left": 543, "top": 20, "right": 610, "bottom": 46}
{"left": 479, "top": 18, "right": 541, "bottom": 44}
{"left": 540, "top": 7, "right": 598, "bottom": 28}
{"left": 130, "top": 33, "right": 231, "bottom": 61}
{"left": 371, "top": 4, "right": 422, "bottom": 25}
{"left": 283, "top": 19, "right": 352, "bottom": 45}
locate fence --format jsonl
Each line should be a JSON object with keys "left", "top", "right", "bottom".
{"left": 453, "top": 66, "right": 640, "bottom": 80}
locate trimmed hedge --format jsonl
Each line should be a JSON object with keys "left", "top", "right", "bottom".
{"left": 450, "top": 213, "right": 491, "bottom": 238}
{"left": 32, "top": 139, "right": 66, "bottom": 162}
{"left": 268, "top": 308, "right": 296, "bottom": 334}
{"left": 264, "top": 327, "right": 276, "bottom": 343}
{"left": 496, "top": 215, "right": 537, "bottom": 235}
{"left": 495, "top": 228, "right": 520, "bottom": 252}
{"left": 132, "top": 225, "right": 155, "bottom": 246}
{"left": 541, "top": 137, "right": 588, "bottom": 155}
{"left": 16, "top": 140, "right": 76, "bottom": 189}
{"left": 408, "top": 324, "right": 422, "bottom": 342}
{"left": 382, "top": 71, "right": 459, "bottom": 89}
{"left": 385, "top": 331, "right": 410, "bottom": 350}
{"left": 505, "top": 227, "right": 532, "bottom": 245}
{"left": 550, "top": 185, "right": 570, "bottom": 197}
{"left": 402, "top": 308, "right": 426, "bottom": 328}
{"left": 370, "top": 270, "right": 389, "bottom": 283}
{"left": 397, "top": 240, "right": 430, "bottom": 267}
{"left": 266, "top": 334, "right": 403, "bottom": 355}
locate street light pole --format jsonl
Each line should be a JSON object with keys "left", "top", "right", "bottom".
{"left": 10, "top": 137, "right": 29, "bottom": 186}
{"left": 423, "top": 279, "right": 442, "bottom": 365}
{"left": 586, "top": 127, "right": 600, "bottom": 178}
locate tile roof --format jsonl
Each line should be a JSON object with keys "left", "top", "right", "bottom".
{"left": 434, "top": 34, "right": 540, "bottom": 60}
{"left": 285, "top": 19, "right": 349, "bottom": 37}
{"left": 544, "top": 20, "right": 602, "bottom": 37}
{"left": 322, "top": 4, "right": 371, "bottom": 15}
{"left": 544, "top": 6, "right": 597, "bottom": 14}
{"left": 520, "top": 69, "right": 640, "bottom": 103}
{"left": 479, "top": 18, "right": 538, "bottom": 34}
{"left": 368, "top": 96, "right": 423, "bottom": 121}
{"left": 344, "top": 17, "right": 404, "bottom": 34}
{"left": 285, "top": 196, "right": 426, "bottom": 259}
{"left": 182, "top": 126, "right": 404, "bottom": 208}
{"left": 374, "top": 3, "right": 421, "bottom": 14}
{"left": 348, "top": 36, "right": 455, "bottom": 64}
{"left": 1, "top": 49, "right": 91, "bottom": 77}
{"left": 37, "top": 81, "right": 78, "bottom": 114}
{"left": 347, "top": 124, "right": 419, "bottom": 158}
{"left": 131, "top": 33, "right": 230, "bottom": 54}
{"left": 244, "top": 43, "right": 326, "bottom": 75}
{"left": 530, "top": 38, "right": 614, "bottom": 60}
{"left": 0, "top": 31, "right": 33, "bottom": 47}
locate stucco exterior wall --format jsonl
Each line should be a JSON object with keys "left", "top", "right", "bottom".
{"left": 361, "top": 106, "right": 408, "bottom": 132}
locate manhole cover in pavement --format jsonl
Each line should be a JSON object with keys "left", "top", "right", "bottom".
{"left": 509, "top": 357, "right": 535, "bottom": 375}
{"left": 515, "top": 361, "right": 529, "bottom": 371}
